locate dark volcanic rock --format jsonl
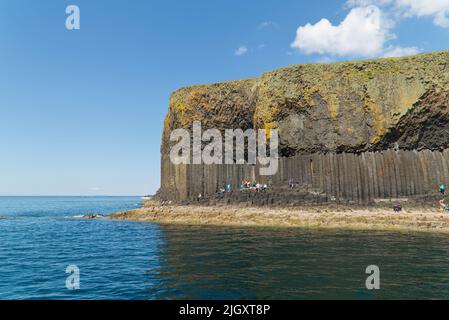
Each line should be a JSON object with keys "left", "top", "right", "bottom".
{"left": 163, "top": 51, "right": 449, "bottom": 155}
{"left": 158, "top": 51, "right": 449, "bottom": 204}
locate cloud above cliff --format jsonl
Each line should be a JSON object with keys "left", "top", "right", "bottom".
{"left": 382, "top": 45, "right": 419, "bottom": 57}
{"left": 234, "top": 46, "right": 248, "bottom": 56}
{"left": 291, "top": 6, "right": 408, "bottom": 57}
{"left": 291, "top": 6, "right": 386, "bottom": 57}
{"left": 347, "top": 0, "right": 449, "bottom": 28}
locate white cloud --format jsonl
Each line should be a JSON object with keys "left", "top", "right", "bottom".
{"left": 382, "top": 45, "right": 420, "bottom": 57}
{"left": 291, "top": 6, "right": 392, "bottom": 57}
{"left": 347, "top": 0, "right": 449, "bottom": 27}
{"left": 346, "top": 0, "right": 391, "bottom": 7}
{"left": 234, "top": 46, "right": 248, "bottom": 56}
{"left": 291, "top": 4, "right": 421, "bottom": 58}
{"left": 316, "top": 56, "right": 336, "bottom": 63}
{"left": 259, "top": 21, "right": 279, "bottom": 29}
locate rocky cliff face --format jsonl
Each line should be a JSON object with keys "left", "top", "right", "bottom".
{"left": 163, "top": 51, "right": 449, "bottom": 155}
{"left": 159, "top": 51, "right": 449, "bottom": 203}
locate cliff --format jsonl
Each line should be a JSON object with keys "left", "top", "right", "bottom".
{"left": 159, "top": 51, "right": 449, "bottom": 203}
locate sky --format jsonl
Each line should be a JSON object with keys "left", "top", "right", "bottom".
{"left": 1, "top": 0, "right": 448, "bottom": 196}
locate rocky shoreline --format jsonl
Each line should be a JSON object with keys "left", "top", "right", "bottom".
{"left": 109, "top": 199, "right": 449, "bottom": 233}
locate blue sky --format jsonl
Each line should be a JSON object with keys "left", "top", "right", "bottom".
{"left": 1, "top": 0, "right": 448, "bottom": 196}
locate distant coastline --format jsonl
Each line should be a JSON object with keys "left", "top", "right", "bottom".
{"left": 110, "top": 199, "right": 449, "bottom": 233}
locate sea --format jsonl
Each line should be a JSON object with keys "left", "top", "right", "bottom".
{"left": 1, "top": 196, "right": 449, "bottom": 300}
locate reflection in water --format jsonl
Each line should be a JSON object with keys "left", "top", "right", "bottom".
{"left": 148, "top": 225, "right": 449, "bottom": 299}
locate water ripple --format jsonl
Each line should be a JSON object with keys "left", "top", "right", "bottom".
{"left": 2, "top": 197, "right": 449, "bottom": 299}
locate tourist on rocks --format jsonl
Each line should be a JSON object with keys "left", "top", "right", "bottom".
{"left": 439, "top": 199, "right": 449, "bottom": 212}
{"left": 289, "top": 179, "right": 295, "bottom": 189}
{"left": 440, "top": 184, "right": 446, "bottom": 195}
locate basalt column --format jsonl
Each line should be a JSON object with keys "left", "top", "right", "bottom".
{"left": 158, "top": 51, "right": 449, "bottom": 204}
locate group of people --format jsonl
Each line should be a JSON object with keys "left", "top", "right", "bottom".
{"left": 212, "top": 181, "right": 268, "bottom": 197}
{"left": 390, "top": 184, "right": 449, "bottom": 213}
{"left": 240, "top": 180, "right": 268, "bottom": 192}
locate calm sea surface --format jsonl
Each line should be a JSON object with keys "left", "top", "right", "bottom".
{"left": 1, "top": 196, "right": 449, "bottom": 300}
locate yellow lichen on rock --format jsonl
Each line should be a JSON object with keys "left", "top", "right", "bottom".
{"left": 162, "top": 51, "right": 449, "bottom": 154}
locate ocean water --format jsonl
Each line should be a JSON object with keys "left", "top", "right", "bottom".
{"left": 1, "top": 196, "right": 449, "bottom": 300}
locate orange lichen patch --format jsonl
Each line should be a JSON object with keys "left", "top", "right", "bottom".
{"left": 163, "top": 114, "right": 171, "bottom": 131}
{"left": 364, "top": 94, "right": 387, "bottom": 138}
{"left": 166, "top": 78, "right": 258, "bottom": 133}
{"left": 262, "top": 122, "right": 278, "bottom": 140}
{"left": 188, "top": 90, "right": 200, "bottom": 100}
{"left": 326, "top": 94, "right": 340, "bottom": 120}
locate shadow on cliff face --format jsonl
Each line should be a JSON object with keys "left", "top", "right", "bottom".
{"left": 375, "top": 89, "right": 449, "bottom": 151}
